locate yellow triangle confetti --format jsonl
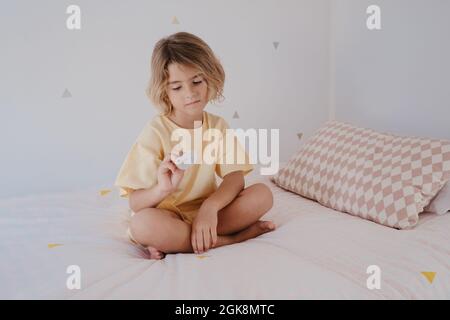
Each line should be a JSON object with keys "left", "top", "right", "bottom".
{"left": 99, "top": 189, "right": 111, "bottom": 196}
{"left": 172, "top": 16, "right": 180, "bottom": 24}
{"left": 48, "top": 243, "right": 63, "bottom": 249}
{"left": 421, "top": 271, "right": 436, "bottom": 284}
{"left": 196, "top": 255, "right": 210, "bottom": 259}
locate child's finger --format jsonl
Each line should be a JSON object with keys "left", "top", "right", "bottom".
{"left": 191, "top": 230, "right": 197, "bottom": 254}
{"left": 161, "top": 160, "right": 177, "bottom": 173}
{"left": 210, "top": 228, "right": 217, "bottom": 248}
{"left": 162, "top": 153, "right": 171, "bottom": 163}
{"left": 203, "top": 229, "right": 210, "bottom": 252}
{"left": 167, "top": 162, "right": 177, "bottom": 172}
{"left": 196, "top": 229, "right": 204, "bottom": 253}
{"left": 159, "top": 155, "right": 173, "bottom": 173}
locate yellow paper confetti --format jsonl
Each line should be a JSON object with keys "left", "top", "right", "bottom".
{"left": 172, "top": 16, "right": 179, "bottom": 24}
{"left": 421, "top": 271, "right": 436, "bottom": 284}
{"left": 48, "top": 243, "right": 63, "bottom": 249}
{"left": 196, "top": 255, "right": 211, "bottom": 259}
{"left": 99, "top": 189, "right": 111, "bottom": 196}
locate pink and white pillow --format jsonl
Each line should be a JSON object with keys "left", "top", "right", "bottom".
{"left": 424, "top": 182, "right": 450, "bottom": 215}
{"left": 272, "top": 121, "right": 450, "bottom": 229}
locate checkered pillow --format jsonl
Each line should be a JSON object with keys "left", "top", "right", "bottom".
{"left": 272, "top": 121, "right": 450, "bottom": 229}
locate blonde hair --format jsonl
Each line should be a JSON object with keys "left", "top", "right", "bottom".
{"left": 147, "top": 32, "right": 225, "bottom": 115}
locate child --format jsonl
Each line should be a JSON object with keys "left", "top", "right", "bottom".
{"left": 114, "top": 32, "right": 275, "bottom": 259}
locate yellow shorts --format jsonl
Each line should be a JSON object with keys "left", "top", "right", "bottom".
{"left": 126, "top": 211, "right": 144, "bottom": 247}
{"left": 126, "top": 209, "right": 194, "bottom": 247}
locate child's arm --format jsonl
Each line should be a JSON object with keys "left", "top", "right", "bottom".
{"left": 190, "top": 171, "right": 245, "bottom": 253}
{"left": 129, "top": 154, "right": 184, "bottom": 213}
{"left": 129, "top": 184, "right": 171, "bottom": 213}
{"left": 203, "top": 171, "right": 245, "bottom": 211}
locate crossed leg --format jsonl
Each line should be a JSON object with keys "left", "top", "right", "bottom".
{"left": 216, "top": 183, "right": 274, "bottom": 235}
{"left": 129, "top": 183, "right": 274, "bottom": 259}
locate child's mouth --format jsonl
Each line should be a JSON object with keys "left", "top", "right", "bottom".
{"left": 185, "top": 100, "right": 200, "bottom": 106}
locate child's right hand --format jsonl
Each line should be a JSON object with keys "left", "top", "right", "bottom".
{"left": 157, "top": 154, "right": 185, "bottom": 194}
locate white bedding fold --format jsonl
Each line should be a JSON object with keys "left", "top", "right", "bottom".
{"left": 1, "top": 172, "right": 449, "bottom": 299}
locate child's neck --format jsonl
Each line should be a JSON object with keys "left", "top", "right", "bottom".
{"left": 168, "top": 110, "right": 203, "bottom": 129}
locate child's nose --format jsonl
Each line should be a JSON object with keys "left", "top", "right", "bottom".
{"left": 185, "top": 85, "right": 198, "bottom": 97}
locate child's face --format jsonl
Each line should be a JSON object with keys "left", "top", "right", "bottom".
{"left": 166, "top": 63, "right": 208, "bottom": 116}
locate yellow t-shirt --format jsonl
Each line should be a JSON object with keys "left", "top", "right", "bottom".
{"left": 114, "top": 111, "right": 254, "bottom": 223}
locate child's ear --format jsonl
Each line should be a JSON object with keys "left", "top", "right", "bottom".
{"left": 207, "top": 86, "right": 215, "bottom": 102}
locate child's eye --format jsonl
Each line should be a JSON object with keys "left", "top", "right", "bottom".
{"left": 172, "top": 80, "right": 203, "bottom": 91}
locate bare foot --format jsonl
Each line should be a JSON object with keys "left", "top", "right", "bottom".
{"left": 232, "top": 220, "right": 276, "bottom": 243}
{"left": 147, "top": 246, "right": 166, "bottom": 260}
{"left": 193, "top": 221, "right": 276, "bottom": 254}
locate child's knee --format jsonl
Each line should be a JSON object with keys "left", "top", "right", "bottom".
{"left": 250, "top": 183, "right": 274, "bottom": 212}
{"left": 262, "top": 185, "right": 274, "bottom": 211}
{"left": 129, "top": 208, "right": 164, "bottom": 245}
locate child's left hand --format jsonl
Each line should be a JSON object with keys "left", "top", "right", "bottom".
{"left": 191, "top": 203, "right": 218, "bottom": 254}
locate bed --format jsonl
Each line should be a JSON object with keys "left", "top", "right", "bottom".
{"left": 1, "top": 169, "right": 449, "bottom": 299}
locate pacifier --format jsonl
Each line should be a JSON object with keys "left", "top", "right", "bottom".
{"left": 170, "top": 149, "right": 197, "bottom": 170}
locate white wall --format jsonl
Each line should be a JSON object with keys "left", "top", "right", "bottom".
{"left": 331, "top": 0, "right": 450, "bottom": 139}
{"left": 0, "top": 0, "right": 331, "bottom": 198}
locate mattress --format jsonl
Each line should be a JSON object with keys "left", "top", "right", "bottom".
{"left": 0, "top": 170, "right": 449, "bottom": 299}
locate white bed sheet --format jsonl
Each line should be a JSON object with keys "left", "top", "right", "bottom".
{"left": 1, "top": 171, "right": 449, "bottom": 299}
